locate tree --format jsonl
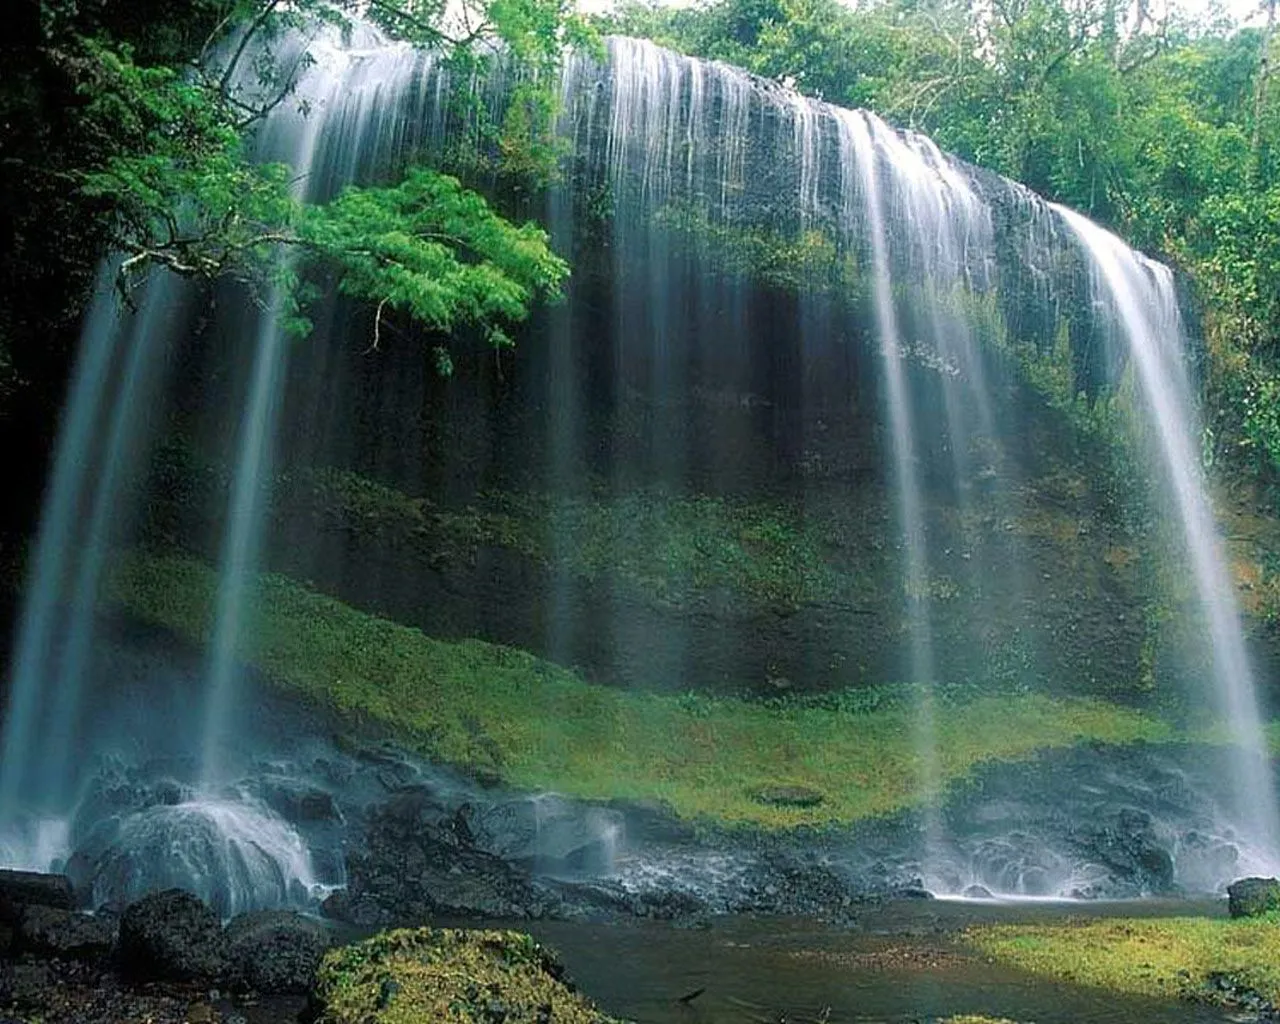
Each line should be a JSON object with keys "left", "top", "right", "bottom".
{"left": 35, "top": 0, "right": 594, "bottom": 367}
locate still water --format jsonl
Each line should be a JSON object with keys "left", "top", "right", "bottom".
{"left": 515, "top": 900, "right": 1240, "bottom": 1024}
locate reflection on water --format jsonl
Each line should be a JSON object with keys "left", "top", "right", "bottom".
{"left": 506, "top": 902, "right": 1237, "bottom": 1024}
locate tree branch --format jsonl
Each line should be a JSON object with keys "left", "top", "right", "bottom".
{"left": 218, "top": 0, "right": 284, "bottom": 97}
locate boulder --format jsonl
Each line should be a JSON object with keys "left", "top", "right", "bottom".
{"left": 310, "top": 928, "right": 623, "bottom": 1024}
{"left": 1227, "top": 876, "right": 1280, "bottom": 918}
{"left": 0, "top": 869, "right": 74, "bottom": 922}
{"left": 16, "top": 904, "right": 116, "bottom": 958}
{"left": 607, "top": 797, "right": 696, "bottom": 844}
{"left": 0, "top": 958, "right": 55, "bottom": 1008}
{"left": 475, "top": 797, "right": 623, "bottom": 873}
{"left": 751, "top": 785, "right": 825, "bottom": 809}
{"left": 224, "top": 910, "right": 332, "bottom": 993}
{"left": 1068, "top": 809, "right": 1174, "bottom": 894}
{"left": 117, "top": 889, "right": 227, "bottom": 980}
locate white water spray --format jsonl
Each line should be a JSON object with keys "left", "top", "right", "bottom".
{"left": 1056, "top": 205, "right": 1280, "bottom": 865}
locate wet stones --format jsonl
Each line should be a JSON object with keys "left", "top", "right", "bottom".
{"left": 0, "top": 869, "right": 111, "bottom": 962}
{"left": 1227, "top": 876, "right": 1280, "bottom": 918}
{"left": 15, "top": 905, "right": 116, "bottom": 959}
{"left": 118, "top": 889, "right": 227, "bottom": 981}
{"left": 224, "top": 910, "right": 333, "bottom": 994}
{"left": 0, "top": 869, "right": 74, "bottom": 923}
{"left": 1069, "top": 809, "right": 1175, "bottom": 894}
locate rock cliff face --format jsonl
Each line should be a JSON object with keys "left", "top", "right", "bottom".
{"left": 133, "top": 38, "right": 1231, "bottom": 704}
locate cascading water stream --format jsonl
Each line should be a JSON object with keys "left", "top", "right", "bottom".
{"left": 199, "top": 36, "right": 422, "bottom": 785}
{"left": 1055, "top": 205, "right": 1280, "bottom": 866}
{"left": 836, "top": 107, "right": 943, "bottom": 869}
{"left": 0, "top": 263, "right": 127, "bottom": 836}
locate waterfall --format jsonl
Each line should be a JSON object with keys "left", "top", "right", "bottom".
{"left": 3, "top": 24, "right": 1276, "bottom": 902}
{"left": 1055, "top": 205, "right": 1280, "bottom": 867}
{"left": 0, "top": 267, "right": 181, "bottom": 847}
{"left": 200, "top": 35, "right": 427, "bottom": 784}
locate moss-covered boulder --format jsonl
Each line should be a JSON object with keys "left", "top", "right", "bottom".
{"left": 310, "top": 928, "right": 625, "bottom": 1024}
{"left": 1227, "top": 876, "right": 1280, "bottom": 918}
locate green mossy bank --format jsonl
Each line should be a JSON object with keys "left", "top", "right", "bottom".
{"left": 966, "top": 916, "right": 1280, "bottom": 1013}
{"left": 312, "top": 929, "right": 622, "bottom": 1024}
{"left": 107, "top": 549, "right": 1187, "bottom": 827}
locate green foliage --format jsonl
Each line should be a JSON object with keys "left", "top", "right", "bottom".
{"left": 106, "top": 548, "right": 1180, "bottom": 826}
{"left": 967, "top": 916, "right": 1280, "bottom": 1011}
{"left": 34, "top": 0, "right": 588, "bottom": 368}
{"left": 300, "top": 168, "right": 567, "bottom": 336}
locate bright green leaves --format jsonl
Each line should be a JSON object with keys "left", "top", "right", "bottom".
{"left": 72, "top": 36, "right": 293, "bottom": 288}
{"left": 53, "top": 0, "right": 579, "bottom": 370}
{"left": 300, "top": 167, "right": 568, "bottom": 343}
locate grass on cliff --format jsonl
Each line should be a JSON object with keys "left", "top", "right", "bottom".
{"left": 966, "top": 916, "right": 1280, "bottom": 1010}
{"left": 108, "top": 549, "right": 1175, "bottom": 826}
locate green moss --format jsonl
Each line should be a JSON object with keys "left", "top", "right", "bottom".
{"left": 286, "top": 472, "right": 843, "bottom": 613}
{"left": 941, "top": 1018, "right": 1023, "bottom": 1024}
{"left": 966, "top": 916, "right": 1280, "bottom": 1010}
{"left": 652, "top": 202, "right": 861, "bottom": 294}
{"left": 489, "top": 490, "right": 840, "bottom": 612}
{"left": 313, "top": 928, "right": 622, "bottom": 1024}
{"left": 105, "top": 549, "right": 1183, "bottom": 826}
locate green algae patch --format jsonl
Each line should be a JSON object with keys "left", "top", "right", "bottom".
{"left": 312, "top": 928, "right": 623, "bottom": 1024}
{"left": 965, "top": 916, "right": 1280, "bottom": 1009}
{"left": 941, "top": 1017, "right": 1023, "bottom": 1024}
{"left": 108, "top": 549, "right": 1176, "bottom": 826}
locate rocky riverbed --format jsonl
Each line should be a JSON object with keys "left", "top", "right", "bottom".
{"left": 0, "top": 870, "right": 1259, "bottom": 1024}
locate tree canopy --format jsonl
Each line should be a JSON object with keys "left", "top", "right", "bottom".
{"left": 29, "top": 0, "right": 594, "bottom": 367}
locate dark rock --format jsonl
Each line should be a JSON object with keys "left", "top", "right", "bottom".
{"left": 888, "top": 885, "right": 935, "bottom": 900}
{"left": 17, "top": 904, "right": 116, "bottom": 958}
{"left": 1204, "top": 970, "right": 1278, "bottom": 1014}
{"left": 962, "top": 884, "right": 994, "bottom": 899}
{"left": 117, "top": 889, "right": 227, "bottom": 981}
{"left": 750, "top": 785, "right": 825, "bottom": 808}
{"left": 254, "top": 776, "right": 341, "bottom": 824}
{"left": 319, "top": 889, "right": 351, "bottom": 922}
{"left": 1068, "top": 810, "right": 1174, "bottom": 894}
{"left": 475, "top": 797, "right": 623, "bottom": 874}
{"left": 224, "top": 910, "right": 332, "bottom": 993}
{"left": 0, "top": 869, "right": 74, "bottom": 922}
{"left": 606, "top": 797, "right": 696, "bottom": 845}
{"left": 1227, "top": 876, "right": 1280, "bottom": 918}
{"left": 0, "top": 960, "right": 56, "bottom": 1008}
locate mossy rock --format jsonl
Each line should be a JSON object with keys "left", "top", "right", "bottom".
{"left": 311, "top": 928, "right": 626, "bottom": 1024}
{"left": 751, "top": 784, "right": 825, "bottom": 808}
{"left": 1227, "top": 876, "right": 1280, "bottom": 918}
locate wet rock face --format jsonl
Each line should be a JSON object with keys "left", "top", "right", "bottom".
{"left": 15, "top": 905, "right": 116, "bottom": 959}
{"left": 1227, "top": 876, "right": 1280, "bottom": 918}
{"left": 0, "top": 870, "right": 74, "bottom": 922}
{"left": 1068, "top": 808, "right": 1175, "bottom": 894}
{"left": 117, "top": 889, "right": 227, "bottom": 981}
{"left": 224, "top": 910, "right": 332, "bottom": 994}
